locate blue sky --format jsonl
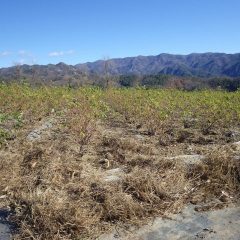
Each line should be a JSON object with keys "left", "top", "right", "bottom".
{"left": 0, "top": 0, "right": 240, "bottom": 67}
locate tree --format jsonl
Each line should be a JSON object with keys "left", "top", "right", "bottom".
{"left": 102, "top": 56, "right": 115, "bottom": 88}
{"left": 63, "top": 75, "right": 72, "bottom": 88}
{"left": 119, "top": 75, "right": 141, "bottom": 87}
{"left": 103, "top": 56, "right": 110, "bottom": 88}
{"left": 13, "top": 62, "right": 22, "bottom": 81}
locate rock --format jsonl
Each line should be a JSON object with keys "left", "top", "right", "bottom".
{"left": 98, "top": 205, "right": 240, "bottom": 240}
{"left": 0, "top": 223, "right": 11, "bottom": 240}
{"left": 165, "top": 154, "right": 205, "bottom": 166}
{"left": 104, "top": 175, "right": 121, "bottom": 182}
{"left": 27, "top": 131, "right": 40, "bottom": 141}
{"left": 0, "top": 209, "right": 13, "bottom": 240}
{"left": 27, "top": 120, "right": 53, "bottom": 141}
{"left": 103, "top": 168, "right": 124, "bottom": 183}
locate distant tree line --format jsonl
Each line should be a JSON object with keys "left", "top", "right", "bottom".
{"left": 117, "top": 74, "right": 240, "bottom": 91}
{"left": 1, "top": 72, "right": 240, "bottom": 91}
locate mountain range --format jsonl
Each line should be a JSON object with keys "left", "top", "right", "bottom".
{"left": 0, "top": 53, "right": 240, "bottom": 85}
{"left": 76, "top": 52, "right": 240, "bottom": 77}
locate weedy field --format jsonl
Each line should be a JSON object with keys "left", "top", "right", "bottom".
{"left": 0, "top": 84, "right": 239, "bottom": 239}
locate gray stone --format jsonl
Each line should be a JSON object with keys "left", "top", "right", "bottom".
{"left": 0, "top": 224, "right": 11, "bottom": 240}
{"left": 103, "top": 168, "right": 124, "bottom": 183}
{"left": 98, "top": 205, "right": 240, "bottom": 240}
{"left": 27, "top": 120, "right": 53, "bottom": 141}
{"left": 104, "top": 175, "right": 122, "bottom": 182}
{"left": 0, "top": 209, "right": 12, "bottom": 240}
{"left": 165, "top": 154, "right": 205, "bottom": 166}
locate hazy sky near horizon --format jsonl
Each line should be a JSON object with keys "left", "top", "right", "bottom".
{"left": 0, "top": 0, "right": 240, "bottom": 67}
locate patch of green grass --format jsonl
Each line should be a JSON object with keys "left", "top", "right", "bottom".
{"left": 0, "top": 128, "right": 11, "bottom": 145}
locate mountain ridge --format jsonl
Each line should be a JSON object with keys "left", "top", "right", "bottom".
{"left": 75, "top": 52, "right": 240, "bottom": 77}
{"left": 1, "top": 53, "right": 240, "bottom": 86}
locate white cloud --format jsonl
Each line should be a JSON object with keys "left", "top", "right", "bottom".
{"left": 12, "top": 57, "right": 37, "bottom": 66}
{"left": 31, "top": 58, "right": 37, "bottom": 64}
{"left": 13, "top": 59, "right": 25, "bottom": 66}
{"left": 48, "top": 50, "right": 75, "bottom": 57}
{"left": 18, "top": 50, "right": 26, "bottom": 55}
{"left": 65, "top": 50, "right": 75, "bottom": 54}
{"left": 0, "top": 51, "right": 12, "bottom": 56}
{"left": 49, "top": 51, "right": 64, "bottom": 57}
{"left": 13, "top": 50, "right": 37, "bottom": 65}
{"left": 18, "top": 50, "right": 33, "bottom": 57}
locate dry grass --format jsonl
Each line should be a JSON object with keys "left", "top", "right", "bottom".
{"left": 2, "top": 137, "right": 239, "bottom": 239}
{"left": 0, "top": 85, "right": 239, "bottom": 239}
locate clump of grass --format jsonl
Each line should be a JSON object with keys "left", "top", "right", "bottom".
{"left": 0, "top": 128, "right": 11, "bottom": 146}
{"left": 199, "top": 147, "right": 240, "bottom": 197}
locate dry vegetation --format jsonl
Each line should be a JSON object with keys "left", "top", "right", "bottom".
{"left": 0, "top": 84, "right": 239, "bottom": 239}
